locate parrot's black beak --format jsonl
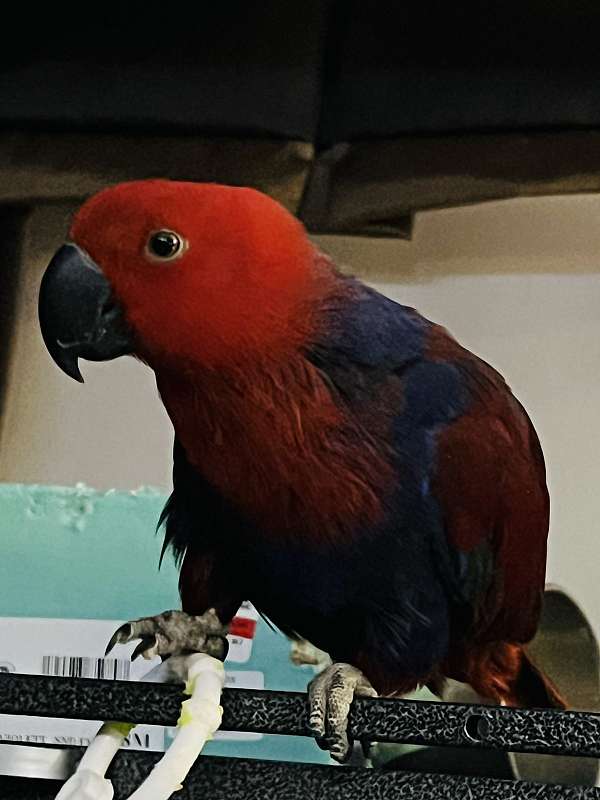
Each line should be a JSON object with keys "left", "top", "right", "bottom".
{"left": 38, "top": 243, "right": 133, "bottom": 383}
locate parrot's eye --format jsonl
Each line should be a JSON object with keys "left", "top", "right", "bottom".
{"left": 146, "top": 230, "right": 185, "bottom": 261}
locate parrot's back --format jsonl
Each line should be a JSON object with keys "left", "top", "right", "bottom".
{"left": 35, "top": 180, "right": 562, "bottom": 711}
{"left": 160, "top": 274, "right": 561, "bottom": 707}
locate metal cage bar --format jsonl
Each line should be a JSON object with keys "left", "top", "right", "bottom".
{"left": 2, "top": 673, "right": 600, "bottom": 798}
{"left": 1, "top": 752, "right": 600, "bottom": 800}
{"left": 1, "top": 672, "right": 600, "bottom": 757}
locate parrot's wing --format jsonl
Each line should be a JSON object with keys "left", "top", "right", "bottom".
{"left": 159, "top": 438, "right": 213, "bottom": 566}
{"left": 428, "top": 355, "right": 549, "bottom": 646}
{"left": 159, "top": 439, "right": 246, "bottom": 621}
{"left": 309, "top": 287, "right": 548, "bottom": 648}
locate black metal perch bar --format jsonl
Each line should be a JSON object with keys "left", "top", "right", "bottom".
{"left": 1, "top": 672, "right": 600, "bottom": 758}
{"left": 3, "top": 751, "right": 600, "bottom": 800}
{"left": 2, "top": 672, "right": 600, "bottom": 799}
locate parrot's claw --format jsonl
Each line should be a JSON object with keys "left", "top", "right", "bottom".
{"left": 105, "top": 608, "right": 229, "bottom": 661}
{"left": 307, "top": 662, "right": 377, "bottom": 763}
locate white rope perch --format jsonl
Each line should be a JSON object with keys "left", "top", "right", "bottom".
{"left": 55, "top": 653, "right": 226, "bottom": 800}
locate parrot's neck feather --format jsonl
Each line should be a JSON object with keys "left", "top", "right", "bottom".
{"left": 156, "top": 351, "right": 392, "bottom": 543}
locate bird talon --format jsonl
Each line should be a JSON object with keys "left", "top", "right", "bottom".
{"left": 130, "top": 636, "right": 157, "bottom": 661}
{"left": 105, "top": 609, "right": 229, "bottom": 661}
{"left": 308, "top": 662, "right": 376, "bottom": 764}
{"left": 104, "top": 623, "right": 131, "bottom": 656}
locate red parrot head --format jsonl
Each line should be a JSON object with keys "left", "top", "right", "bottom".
{"left": 39, "top": 180, "right": 321, "bottom": 379}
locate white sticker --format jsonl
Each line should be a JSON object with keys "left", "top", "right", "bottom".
{"left": 226, "top": 635, "right": 254, "bottom": 664}
{"left": 0, "top": 615, "right": 263, "bottom": 751}
{"left": 227, "top": 602, "right": 259, "bottom": 664}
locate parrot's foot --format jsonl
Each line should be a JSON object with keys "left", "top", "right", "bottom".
{"left": 289, "top": 638, "right": 332, "bottom": 670}
{"left": 104, "top": 608, "right": 229, "bottom": 661}
{"left": 308, "top": 662, "right": 377, "bottom": 763}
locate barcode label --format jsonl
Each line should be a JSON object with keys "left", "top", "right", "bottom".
{"left": 42, "top": 655, "right": 131, "bottom": 680}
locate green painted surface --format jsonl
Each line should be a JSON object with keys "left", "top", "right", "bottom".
{"left": 0, "top": 483, "right": 330, "bottom": 763}
{"left": 0, "top": 483, "right": 180, "bottom": 619}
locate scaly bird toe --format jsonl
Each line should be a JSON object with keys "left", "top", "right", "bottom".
{"left": 308, "top": 662, "right": 377, "bottom": 763}
{"left": 105, "top": 608, "right": 229, "bottom": 661}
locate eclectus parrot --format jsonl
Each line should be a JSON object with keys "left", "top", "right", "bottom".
{"left": 38, "top": 180, "right": 564, "bottom": 761}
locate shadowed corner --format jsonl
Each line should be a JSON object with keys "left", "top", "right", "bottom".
{"left": 372, "top": 586, "right": 600, "bottom": 787}
{"left": 509, "top": 586, "right": 600, "bottom": 787}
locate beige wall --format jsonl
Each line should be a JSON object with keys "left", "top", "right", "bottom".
{"left": 2, "top": 194, "right": 600, "bottom": 631}
{"left": 0, "top": 203, "right": 174, "bottom": 490}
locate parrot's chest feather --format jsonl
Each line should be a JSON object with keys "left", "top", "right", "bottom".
{"left": 157, "top": 357, "right": 393, "bottom": 543}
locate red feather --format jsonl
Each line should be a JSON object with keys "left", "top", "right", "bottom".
{"left": 426, "top": 324, "right": 559, "bottom": 706}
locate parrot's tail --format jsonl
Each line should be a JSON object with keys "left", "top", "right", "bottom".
{"left": 467, "top": 642, "right": 568, "bottom": 709}
{"left": 510, "top": 648, "right": 567, "bottom": 708}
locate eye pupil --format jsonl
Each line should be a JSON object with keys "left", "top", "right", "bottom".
{"left": 149, "top": 231, "right": 182, "bottom": 259}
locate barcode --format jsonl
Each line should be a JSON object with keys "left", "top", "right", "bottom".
{"left": 42, "top": 655, "right": 131, "bottom": 680}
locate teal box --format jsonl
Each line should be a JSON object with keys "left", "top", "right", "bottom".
{"left": 0, "top": 483, "right": 331, "bottom": 764}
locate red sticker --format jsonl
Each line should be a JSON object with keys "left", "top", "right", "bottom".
{"left": 229, "top": 617, "right": 257, "bottom": 639}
